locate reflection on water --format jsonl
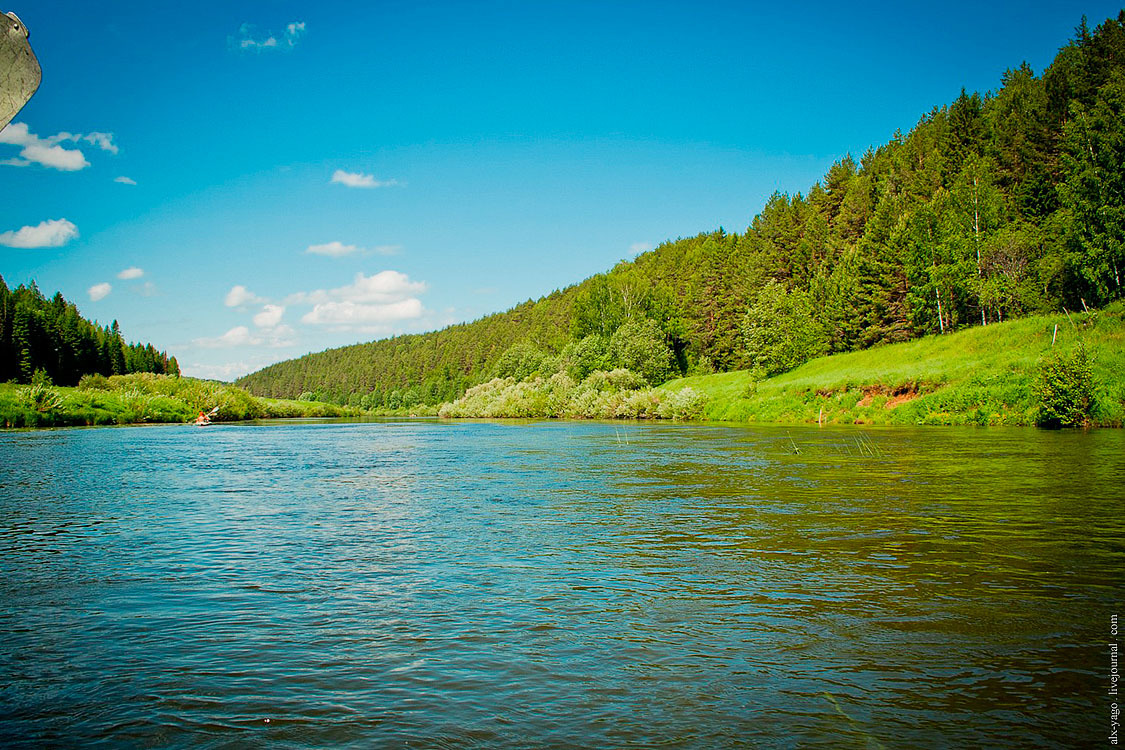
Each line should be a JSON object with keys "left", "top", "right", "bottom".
{"left": 1, "top": 421, "right": 1122, "bottom": 748}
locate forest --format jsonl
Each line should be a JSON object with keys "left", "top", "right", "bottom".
{"left": 237, "top": 13, "right": 1125, "bottom": 407}
{"left": 0, "top": 277, "right": 178, "bottom": 385}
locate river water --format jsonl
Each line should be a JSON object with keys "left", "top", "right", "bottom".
{"left": 0, "top": 420, "right": 1122, "bottom": 748}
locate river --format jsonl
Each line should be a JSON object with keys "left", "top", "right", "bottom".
{"left": 1, "top": 420, "right": 1122, "bottom": 748}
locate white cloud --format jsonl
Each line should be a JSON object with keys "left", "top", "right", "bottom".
{"left": 114, "top": 176, "right": 137, "bottom": 185}
{"left": 263, "top": 324, "right": 296, "bottom": 347}
{"left": 253, "top": 304, "right": 285, "bottom": 328}
{"left": 286, "top": 22, "right": 306, "bottom": 41}
{"left": 243, "top": 35, "right": 277, "bottom": 49}
{"left": 331, "top": 169, "right": 398, "bottom": 189}
{"left": 87, "top": 282, "right": 112, "bottom": 301}
{"left": 193, "top": 322, "right": 295, "bottom": 350}
{"left": 307, "top": 241, "right": 359, "bottom": 257}
{"left": 0, "top": 218, "right": 79, "bottom": 248}
{"left": 301, "top": 298, "right": 424, "bottom": 325}
{"left": 0, "top": 123, "right": 89, "bottom": 170}
{"left": 182, "top": 361, "right": 258, "bottom": 380}
{"left": 182, "top": 354, "right": 296, "bottom": 381}
{"left": 290, "top": 270, "right": 427, "bottom": 329}
{"left": 117, "top": 266, "right": 144, "bottom": 280}
{"left": 0, "top": 123, "right": 117, "bottom": 170}
{"left": 234, "top": 21, "right": 306, "bottom": 51}
{"left": 82, "top": 132, "right": 118, "bottom": 154}
{"left": 290, "top": 270, "right": 426, "bottom": 305}
{"left": 194, "top": 325, "right": 259, "bottom": 349}
{"left": 224, "top": 284, "right": 264, "bottom": 307}
{"left": 306, "top": 241, "right": 402, "bottom": 257}
{"left": 630, "top": 241, "right": 653, "bottom": 255}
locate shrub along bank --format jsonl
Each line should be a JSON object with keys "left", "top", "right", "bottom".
{"left": 438, "top": 368, "right": 706, "bottom": 420}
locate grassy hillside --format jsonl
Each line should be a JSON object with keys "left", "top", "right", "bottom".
{"left": 658, "top": 302, "right": 1124, "bottom": 426}
{"left": 0, "top": 373, "right": 358, "bottom": 429}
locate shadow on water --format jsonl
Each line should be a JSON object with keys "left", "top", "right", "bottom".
{"left": 0, "top": 421, "right": 1122, "bottom": 748}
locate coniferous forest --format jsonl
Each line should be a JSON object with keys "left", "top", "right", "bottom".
{"left": 0, "top": 276, "right": 179, "bottom": 386}
{"left": 239, "top": 13, "right": 1125, "bottom": 408}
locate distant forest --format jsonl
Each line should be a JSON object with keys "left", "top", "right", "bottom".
{"left": 0, "top": 277, "right": 179, "bottom": 385}
{"left": 239, "top": 12, "right": 1125, "bottom": 408}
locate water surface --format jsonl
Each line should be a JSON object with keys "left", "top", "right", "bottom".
{"left": 1, "top": 421, "right": 1122, "bottom": 748}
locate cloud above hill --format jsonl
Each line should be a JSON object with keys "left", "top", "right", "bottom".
{"left": 290, "top": 270, "right": 427, "bottom": 328}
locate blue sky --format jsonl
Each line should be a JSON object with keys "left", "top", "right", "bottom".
{"left": 2, "top": 1, "right": 1121, "bottom": 379}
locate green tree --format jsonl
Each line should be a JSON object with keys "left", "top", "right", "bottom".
{"left": 1059, "top": 70, "right": 1125, "bottom": 303}
{"left": 607, "top": 319, "right": 675, "bottom": 385}
{"left": 945, "top": 88, "right": 985, "bottom": 177}
{"left": 741, "top": 281, "right": 827, "bottom": 375}
{"left": 937, "top": 156, "right": 1009, "bottom": 324}
{"left": 12, "top": 305, "right": 34, "bottom": 383}
{"left": 561, "top": 334, "right": 609, "bottom": 381}
{"left": 493, "top": 341, "right": 553, "bottom": 381}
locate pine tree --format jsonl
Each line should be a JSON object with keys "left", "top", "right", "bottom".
{"left": 1060, "top": 70, "right": 1125, "bottom": 302}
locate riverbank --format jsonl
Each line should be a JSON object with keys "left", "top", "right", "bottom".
{"left": 6, "top": 304, "right": 1122, "bottom": 429}
{"left": 429, "top": 303, "right": 1123, "bottom": 426}
{"left": 658, "top": 302, "right": 1124, "bottom": 427}
{"left": 0, "top": 373, "right": 359, "bottom": 428}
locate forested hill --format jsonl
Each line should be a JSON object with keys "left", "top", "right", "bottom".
{"left": 239, "top": 12, "right": 1125, "bottom": 408}
{"left": 0, "top": 277, "right": 179, "bottom": 385}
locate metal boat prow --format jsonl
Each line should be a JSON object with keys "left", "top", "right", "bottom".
{"left": 1, "top": 11, "right": 41, "bottom": 131}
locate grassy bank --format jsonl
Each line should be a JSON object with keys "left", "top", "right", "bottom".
{"left": 658, "top": 302, "right": 1125, "bottom": 426}
{"left": 0, "top": 373, "right": 360, "bottom": 429}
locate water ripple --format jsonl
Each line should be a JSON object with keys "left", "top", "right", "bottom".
{"left": 1, "top": 421, "right": 1122, "bottom": 748}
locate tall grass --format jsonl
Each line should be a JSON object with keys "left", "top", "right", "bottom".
{"left": 0, "top": 373, "right": 359, "bottom": 428}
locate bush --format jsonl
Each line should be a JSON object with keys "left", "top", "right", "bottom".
{"left": 583, "top": 368, "right": 647, "bottom": 392}
{"left": 78, "top": 373, "right": 111, "bottom": 390}
{"left": 437, "top": 367, "right": 705, "bottom": 421}
{"left": 544, "top": 372, "right": 577, "bottom": 416}
{"left": 613, "top": 388, "right": 662, "bottom": 419}
{"left": 656, "top": 387, "right": 707, "bottom": 420}
{"left": 1034, "top": 344, "right": 1096, "bottom": 428}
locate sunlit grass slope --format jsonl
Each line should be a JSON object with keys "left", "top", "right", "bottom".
{"left": 659, "top": 302, "right": 1125, "bottom": 426}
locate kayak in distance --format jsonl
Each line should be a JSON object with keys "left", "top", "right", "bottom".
{"left": 194, "top": 406, "right": 219, "bottom": 426}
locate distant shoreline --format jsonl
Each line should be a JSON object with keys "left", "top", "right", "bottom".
{"left": 4, "top": 303, "right": 1121, "bottom": 431}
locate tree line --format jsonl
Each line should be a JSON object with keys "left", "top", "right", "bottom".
{"left": 0, "top": 277, "right": 179, "bottom": 385}
{"left": 239, "top": 12, "right": 1125, "bottom": 405}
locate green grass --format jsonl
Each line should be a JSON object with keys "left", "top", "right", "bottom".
{"left": 658, "top": 302, "right": 1125, "bottom": 427}
{"left": 0, "top": 373, "right": 360, "bottom": 429}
